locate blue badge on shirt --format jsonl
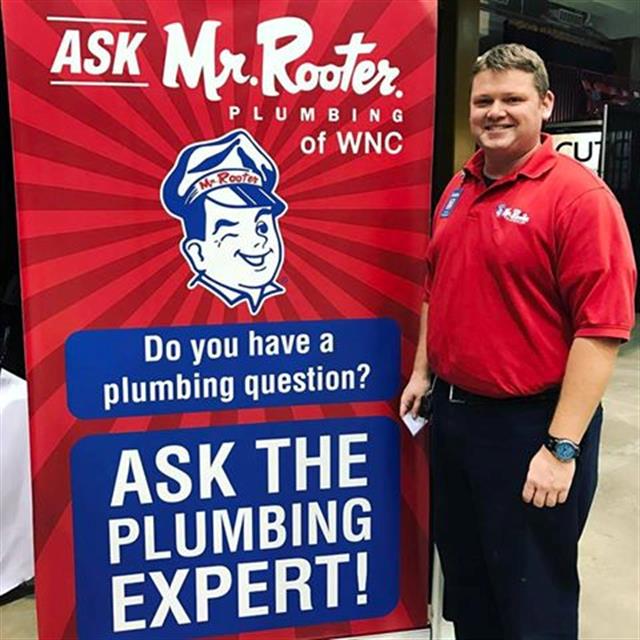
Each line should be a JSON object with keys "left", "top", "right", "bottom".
{"left": 440, "top": 188, "right": 463, "bottom": 218}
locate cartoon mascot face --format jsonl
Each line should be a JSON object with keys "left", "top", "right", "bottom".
{"left": 161, "top": 129, "right": 287, "bottom": 315}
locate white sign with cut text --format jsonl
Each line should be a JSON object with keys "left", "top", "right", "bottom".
{"left": 552, "top": 131, "right": 602, "bottom": 175}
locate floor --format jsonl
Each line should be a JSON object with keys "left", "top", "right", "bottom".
{"left": 1, "top": 333, "right": 638, "bottom": 640}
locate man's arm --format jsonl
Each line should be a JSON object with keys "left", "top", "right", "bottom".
{"left": 522, "top": 336, "right": 620, "bottom": 508}
{"left": 400, "top": 301, "right": 430, "bottom": 418}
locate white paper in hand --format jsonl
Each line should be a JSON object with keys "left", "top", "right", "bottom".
{"left": 402, "top": 412, "right": 427, "bottom": 436}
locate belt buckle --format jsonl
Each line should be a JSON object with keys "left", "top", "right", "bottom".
{"left": 448, "top": 384, "right": 466, "bottom": 404}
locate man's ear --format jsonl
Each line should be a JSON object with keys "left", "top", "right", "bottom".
{"left": 183, "top": 239, "right": 205, "bottom": 271}
{"left": 542, "top": 90, "right": 555, "bottom": 122}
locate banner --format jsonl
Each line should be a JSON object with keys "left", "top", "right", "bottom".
{"left": 2, "top": 1, "right": 437, "bottom": 638}
{"left": 551, "top": 130, "right": 602, "bottom": 175}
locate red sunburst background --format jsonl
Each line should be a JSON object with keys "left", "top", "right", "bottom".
{"left": 2, "top": 1, "right": 437, "bottom": 638}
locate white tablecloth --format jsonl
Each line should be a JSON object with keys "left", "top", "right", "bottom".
{"left": 0, "top": 368, "right": 34, "bottom": 595}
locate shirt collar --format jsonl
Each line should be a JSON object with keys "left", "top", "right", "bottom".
{"left": 193, "top": 273, "right": 285, "bottom": 314}
{"left": 463, "top": 133, "right": 557, "bottom": 182}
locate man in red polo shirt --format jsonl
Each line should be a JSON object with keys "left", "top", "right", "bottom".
{"left": 401, "top": 44, "right": 636, "bottom": 639}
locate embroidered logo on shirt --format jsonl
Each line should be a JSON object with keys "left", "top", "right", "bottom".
{"left": 441, "top": 188, "right": 463, "bottom": 218}
{"left": 496, "top": 203, "right": 530, "bottom": 225}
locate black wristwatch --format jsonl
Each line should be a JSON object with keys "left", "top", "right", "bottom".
{"left": 545, "top": 436, "right": 580, "bottom": 462}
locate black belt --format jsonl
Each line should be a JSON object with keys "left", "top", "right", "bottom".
{"left": 435, "top": 378, "right": 560, "bottom": 406}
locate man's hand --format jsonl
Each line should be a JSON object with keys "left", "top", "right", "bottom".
{"left": 522, "top": 445, "right": 576, "bottom": 508}
{"left": 400, "top": 372, "right": 430, "bottom": 418}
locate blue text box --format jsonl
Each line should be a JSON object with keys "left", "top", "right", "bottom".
{"left": 65, "top": 319, "right": 400, "bottom": 419}
{"left": 71, "top": 417, "right": 400, "bottom": 639}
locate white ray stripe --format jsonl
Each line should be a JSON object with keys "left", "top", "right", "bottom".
{"left": 47, "top": 16, "right": 147, "bottom": 25}
{"left": 49, "top": 81, "right": 149, "bottom": 87}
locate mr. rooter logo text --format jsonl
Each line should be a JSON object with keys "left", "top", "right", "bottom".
{"left": 48, "top": 16, "right": 403, "bottom": 102}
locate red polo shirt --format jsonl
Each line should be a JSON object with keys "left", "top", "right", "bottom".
{"left": 425, "top": 135, "right": 636, "bottom": 397}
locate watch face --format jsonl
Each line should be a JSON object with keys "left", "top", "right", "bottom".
{"left": 556, "top": 441, "right": 576, "bottom": 461}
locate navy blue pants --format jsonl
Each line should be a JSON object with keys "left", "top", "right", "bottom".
{"left": 430, "top": 379, "right": 602, "bottom": 640}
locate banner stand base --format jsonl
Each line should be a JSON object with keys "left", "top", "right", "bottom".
{"left": 429, "top": 547, "right": 456, "bottom": 640}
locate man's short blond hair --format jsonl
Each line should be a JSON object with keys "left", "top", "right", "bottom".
{"left": 472, "top": 44, "right": 550, "bottom": 96}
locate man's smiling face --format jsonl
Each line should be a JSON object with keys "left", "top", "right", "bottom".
{"left": 469, "top": 69, "right": 554, "bottom": 166}
{"left": 185, "top": 199, "right": 283, "bottom": 290}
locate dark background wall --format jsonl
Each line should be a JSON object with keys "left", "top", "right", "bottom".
{"left": 0, "top": 17, "right": 25, "bottom": 379}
